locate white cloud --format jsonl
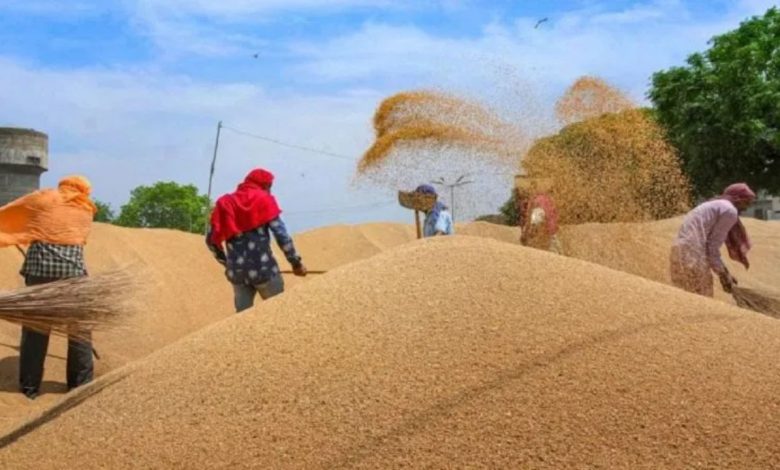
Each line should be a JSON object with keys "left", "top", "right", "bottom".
{"left": 588, "top": 0, "right": 679, "bottom": 24}
{"left": 125, "top": 0, "right": 406, "bottom": 57}
{"left": 287, "top": 0, "right": 775, "bottom": 105}
{"left": 129, "top": 3, "right": 269, "bottom": 57}
{"left": 0, "top": 58, "right": 409, "bottom": 232}
{"left": 3, "top": 0, "right": 778, "bottom": 230}
{"left": 123, "top": 0, "right": 472, "bottom": 57}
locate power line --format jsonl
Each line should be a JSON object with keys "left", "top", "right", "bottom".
{"left": 221, "top": 125, "right": 356, "bottom": 162}
{"left": 285, "top": 200, "right": 396, "bottom": 216}
{"left": 221, "top": 123, "right": 515, "bottom": 178}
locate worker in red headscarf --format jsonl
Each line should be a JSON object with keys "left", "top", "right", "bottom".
{"left": 206, "top": 168, "right": 307, "bottom": 312}
{"left": 670, "top": 183, "right": 756, "bottom": 297}
{"left": 516, "top": 185, "right": 562, "bottom": 254}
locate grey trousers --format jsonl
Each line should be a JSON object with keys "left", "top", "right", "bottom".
{"left": 19, "top": 275, "right": 94, "bottom": 398}
{"left": 232, "top": 274, "right": 285, "bottom": 313}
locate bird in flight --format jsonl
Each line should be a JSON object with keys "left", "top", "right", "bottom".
{"left": 534, "top": 18, "right": 549, "bottom": 29}
{"left": 253, "top": 53, "right": 259, "bottom": 59}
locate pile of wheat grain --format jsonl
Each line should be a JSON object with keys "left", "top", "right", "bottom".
{"left": 2, "top": 236, "right": 779, "bottom": 468}
{"left": 0, "top": 221, "right": 518, "bottom": 433}
{"left": 559, "top": 216, "right": 780, "bottom": 305}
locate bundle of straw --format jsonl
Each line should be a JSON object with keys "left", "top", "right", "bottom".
{"left": 0, "top": 269, "right": 138, "bottom": 341}
{"left": 732, "top": 286, "right": 780, "bottom": 319}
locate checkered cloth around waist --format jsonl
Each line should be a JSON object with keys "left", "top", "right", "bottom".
{"left": 20, "top": 242, "right": 87, "bottom": 279}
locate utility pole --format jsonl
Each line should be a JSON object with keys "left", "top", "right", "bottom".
{"left": 205, "top": 120, "right": 222, "bottom": 234}
{"left": 432, "top": 174, "right": 474, "bottom": 221}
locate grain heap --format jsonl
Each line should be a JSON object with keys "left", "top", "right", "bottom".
{"left": 0, "top": 221, "right": 517, "bottom": 432}
{"left": 560, "top": 216, "right": 780, "bottom": 305}
{"left": 2, "top": 236, "right": 780, "bottom": 468}
{"left": 0, "top": 223, "right": 233, "bottom": 433}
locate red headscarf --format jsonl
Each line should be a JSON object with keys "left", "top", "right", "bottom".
{"left": 718, "top": 183, "right": 756, "bottom": 269}
{"left": 520, "top": 192, "right": 559, "bottom": 235}
{"left": 209, "top": 169, "right": 281, "bottom": 245}
{"left": 531, "top": 193, "right": 559, "bottom": 235}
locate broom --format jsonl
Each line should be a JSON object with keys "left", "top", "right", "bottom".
{"left": 732, "top": 286, "right": 780, "bottom": 319}
{"left": 0, "top": 269, "right": 138, "bottom": 343}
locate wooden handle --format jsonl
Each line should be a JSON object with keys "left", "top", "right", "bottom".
{"left": 280, "top": 270, "right": 327, "bottom": 274}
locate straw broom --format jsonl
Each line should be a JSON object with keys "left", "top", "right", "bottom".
{"left": 732, "top": 286, "right": 780, "bottom": 319}
{"left": 0, "top": 269, "right": 137, "bottom": 342}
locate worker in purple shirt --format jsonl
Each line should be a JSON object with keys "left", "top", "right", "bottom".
{"left": 670, "top": 183, "right": 756, "bottom": 297}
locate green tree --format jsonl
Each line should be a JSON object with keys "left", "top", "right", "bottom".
{"left": 649, "top": 7, "right": 780, "bottom": 197}
{"left": 498, "top": 190, "right": 520, "bottom": 226}
{"left": 116, "top": 182, "right": 209, "bottom": 233}
{"left": 94, "top": 200, "right": 115, "bottom": 223}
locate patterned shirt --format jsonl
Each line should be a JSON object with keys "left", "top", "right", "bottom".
{"left": 20, "top": 242, "right": 88, "bottom": 279}
{"left": 207, "top": 217, "right": 302, "bottom": 286}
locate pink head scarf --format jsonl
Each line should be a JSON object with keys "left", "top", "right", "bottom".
{"left": 718, "top": 183, "right": 756, "bottom": 269}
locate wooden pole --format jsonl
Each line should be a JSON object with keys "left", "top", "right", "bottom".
{"left": 205, "top": 120, "right": 223, "bottom": 234}
{"left": 415, "top": 210, "right": 422, "bottom": 239}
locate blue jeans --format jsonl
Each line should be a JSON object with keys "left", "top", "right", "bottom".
{"left": 232, "top": 274, "right": 284, "bottom": 313}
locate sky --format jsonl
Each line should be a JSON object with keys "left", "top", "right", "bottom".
{"left": 0, "top": 0, "right": 775, "bottom": 233}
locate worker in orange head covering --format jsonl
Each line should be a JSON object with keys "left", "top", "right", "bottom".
{"left": 0, "top": 175, "right": 98, "bottom": 399}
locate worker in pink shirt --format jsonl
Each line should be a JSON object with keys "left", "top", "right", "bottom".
{"left": 670, "top": 183, "right": 756, "bottom": 297}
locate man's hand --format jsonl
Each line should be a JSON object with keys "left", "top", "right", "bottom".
{"left": 293, "top": 264, "right": 307, "bottom": 277}
{"left": 719, "top": 270, "right": 737, "bottom": 293}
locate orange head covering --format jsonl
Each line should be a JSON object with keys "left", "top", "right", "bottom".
{"left": 0, "top": 175, "right": 96, "bottom": 248}
{"left": 58, "top": 175, "right": 98, "bottom": 214}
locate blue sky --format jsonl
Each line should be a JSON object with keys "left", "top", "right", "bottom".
{"left": 0, "top": 0, "right": 775, "bottom": 232}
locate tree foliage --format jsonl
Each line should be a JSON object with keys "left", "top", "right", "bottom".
{"left": 116, "top": 182, "right": 209, "bottom": 233}
{"left": 93, "top": 200, "right": 115, "bottom": 223}
{"left": 649, "top": 7, "right": 780, "bottom": 196}
{"left": 498, "top": 190, "right": 520, "bottom": 226}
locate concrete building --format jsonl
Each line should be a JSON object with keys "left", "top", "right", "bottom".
{"left": 0, "top": 127, "right": 48, "bottom": 207}
{"left": 745, "top": 191, "right": 780, "bottom": 221}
